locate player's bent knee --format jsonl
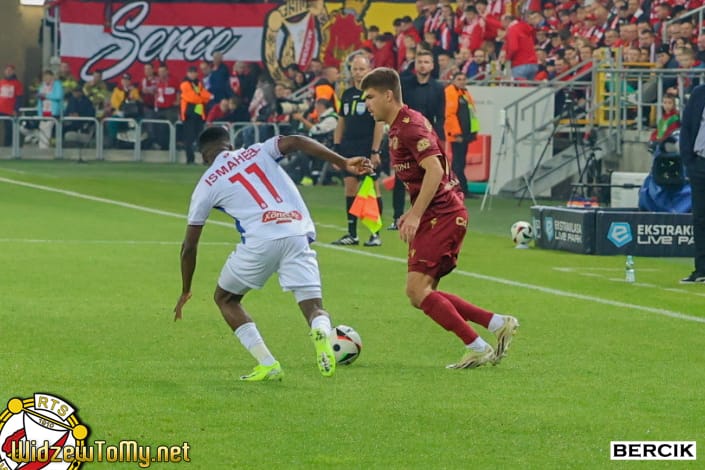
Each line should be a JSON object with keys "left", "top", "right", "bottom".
{"left": 293, "top": 287, "right": 322, "bottom": 304}
{"left": 213, "top": 286, "right": 242, "bottom": 307}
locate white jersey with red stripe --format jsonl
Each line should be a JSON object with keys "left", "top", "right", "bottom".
{"left": 187, "top": 136, "right": 316, "bottom": 243}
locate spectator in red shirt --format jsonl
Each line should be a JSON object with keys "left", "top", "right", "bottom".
{"left": 372, "top": 33, "right": 396, "bottom": 69}
{"left": 500, "top": 15, "right": 539, "bottom": 80}
{"left": 149, "top": 63, "right": 179, "bottom": 150}
{"left": 458, "top": 6, "right": 484, "bottom": 53}
{"left": 0, "top": 64, "right": 23, "bottom": 147}
{"left": 140, "top": 63, "right": 158, "bottom": 112}
{"left": 206, "top": 98, "right": 232, "bottom": 124}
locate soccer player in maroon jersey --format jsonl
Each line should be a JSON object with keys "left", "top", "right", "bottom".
{"left": 360, "top": 67, "right": 519, "bottom": 369}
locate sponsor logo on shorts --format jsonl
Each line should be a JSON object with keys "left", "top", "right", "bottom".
{"left": 262, "top": 210, "right": 303, "bottom": 224}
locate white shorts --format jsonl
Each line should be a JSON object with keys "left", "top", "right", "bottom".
{"left": 217, "top": 235, "right": 322, "bottom": 303}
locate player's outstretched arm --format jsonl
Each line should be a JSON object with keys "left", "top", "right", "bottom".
{"left": 278, "top": 135, "right": 373, "bottom": 175}
{"left": 174, "top": 224, "right": 203, "bottom": 321}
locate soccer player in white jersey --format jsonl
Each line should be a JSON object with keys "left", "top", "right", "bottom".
{"left": 173, "top": 126, "right": 372, "bottom": 381}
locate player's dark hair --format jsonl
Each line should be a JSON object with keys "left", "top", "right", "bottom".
{"left": 360, "top": 67, "right": 402, "bottom": 102}
{"left": 198, "top": 126, "right": 230, "bottom": 152}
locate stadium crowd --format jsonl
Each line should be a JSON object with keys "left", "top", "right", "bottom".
{"left": 1, "top": 0, "right": 703, "bottom": 160}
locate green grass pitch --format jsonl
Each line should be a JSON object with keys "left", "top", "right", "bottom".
{"left": 1, "top": 160, "right": 704, "bottom": 469}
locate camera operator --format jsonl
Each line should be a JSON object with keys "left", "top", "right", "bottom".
{"left": 273, "top": 82, "right": 309, "bottom": 135}
{"left": 284, "top": 99, "right": 337, "bottom": 186}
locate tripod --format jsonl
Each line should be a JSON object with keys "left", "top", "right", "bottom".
{"left": 517, "top": 92, "right": 583, "bottom": 207}
{"left": 568, "top": 131, "right": 602, "bottom": 203}
{"left": 481, "top": 109, "right": 514, "bottom": 211}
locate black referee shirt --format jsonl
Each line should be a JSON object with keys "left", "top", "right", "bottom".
{"left": 339, "top": 86, "right": 375, "bottom": 156}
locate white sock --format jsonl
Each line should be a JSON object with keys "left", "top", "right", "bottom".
{"left": 487, "top": 314, "right": 505, "bottom": 333}
{"left": 234, "top": 322, "right": 276, "bottom": 366}
{"left": 466, "top": 336, "right": 490, "bottom": 352}
{"left": 310, "top": 315, "right": 332, "bottom": 336}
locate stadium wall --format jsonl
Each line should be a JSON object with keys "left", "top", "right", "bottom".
{"left": 0, "top": 3, "right": 43, "bottom": 85}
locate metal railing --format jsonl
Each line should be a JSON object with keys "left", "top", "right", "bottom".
{"left": 137, "top": 118, "right": 177, "bottom": 162}
{"left": 1, "top": 117, "right": 282, "bottom": 162}
{"left": 0, "top": 115, "right": 19, "bottom": 158}
{"left": 663, "top": 5, "right": 705, "bottom": 42}
{"left": 62, "top": 116, "right": 101, "bottom": 160}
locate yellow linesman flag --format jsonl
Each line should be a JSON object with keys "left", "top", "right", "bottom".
{"left": 348, "top": 175, "right": 382, "bottom": 234}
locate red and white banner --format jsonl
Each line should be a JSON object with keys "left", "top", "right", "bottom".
{"left": 61, "top": 1, "right": 274, "bottom": 81}
{"left": 60, "top": 0, "right": 370, "bottom": 84}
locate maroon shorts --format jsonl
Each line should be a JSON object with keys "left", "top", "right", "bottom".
{"left": 408, "top": 207, "right": 468, "bottom": 279}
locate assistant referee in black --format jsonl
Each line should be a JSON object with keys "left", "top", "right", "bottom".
{"left": 332, "top": 53, "right": 385, "bottom": 247}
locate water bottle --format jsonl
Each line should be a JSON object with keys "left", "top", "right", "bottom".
{"left": 625, "top": 255, "right": 635, "bottom": 283}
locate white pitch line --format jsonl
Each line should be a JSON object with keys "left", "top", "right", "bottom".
{"left": 554, "top": 267, "right": 705, "bottom": 298}
{"left": 2, "top": 175, "right": 704, "bottom": 324}
{"left": 0, "top": 238, "right": 234, "bottom": 246}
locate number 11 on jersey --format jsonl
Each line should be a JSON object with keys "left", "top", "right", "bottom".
{"left": 228, "top": 163, "right": 283, "bottom": 209}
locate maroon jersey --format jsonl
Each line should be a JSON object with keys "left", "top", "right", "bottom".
{"left": 388, "top": 105, "right": 463, "bottom": 214}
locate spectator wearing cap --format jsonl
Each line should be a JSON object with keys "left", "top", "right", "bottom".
{"left": 0, "top": 64, "right": 23, "bottom": 146}
{"left": 109, "top": 73, "right": 142, "bottom": 118}
{"left": 535, "top": 27, "right": 552, "bottom": 52}
{"left": 106, "top": 73, "right": 143, "bottom": 147}
{"left": 180, "top": 65, "right": 212, "bottom": 164}
{"left": 36, "top": 70, "right": 64, "bottom": 150}
{"left": 500, "top": 15, "right": 539, "bottom": 80}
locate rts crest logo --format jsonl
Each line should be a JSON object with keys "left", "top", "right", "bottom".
{"left": 607, "top": 222, "right": 633, "bottom": 248}
{"left": 0, "top": 394, "right": 89, "bottom": 469}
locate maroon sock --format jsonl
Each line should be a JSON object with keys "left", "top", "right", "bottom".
{"left": 419, "top": 291, "right": 478, "bottom": 344}
{"left": 439, "top": 292, "right": 494, "bottom": 328}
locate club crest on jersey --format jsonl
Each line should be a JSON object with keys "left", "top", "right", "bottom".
{"left": 402, "top": 117, "right": 410, "bottom": 123}
{"left": 390, "top": 136, "right": 399, "bottom": 150}
{"left": 0, "top": 394, "right": 89, "bottom": 469}
{"left": 262, "top": 210, "right": 303, "bottom": 224}
{"left": 416, "top": 138, "right": 430, "bottom": 152}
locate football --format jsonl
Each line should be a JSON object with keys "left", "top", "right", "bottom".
{"left": 330, "top": 325, "right": 362, "bottom": 365}
{"left": 511, "top": 220, "right": 534, "bottom": 245}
